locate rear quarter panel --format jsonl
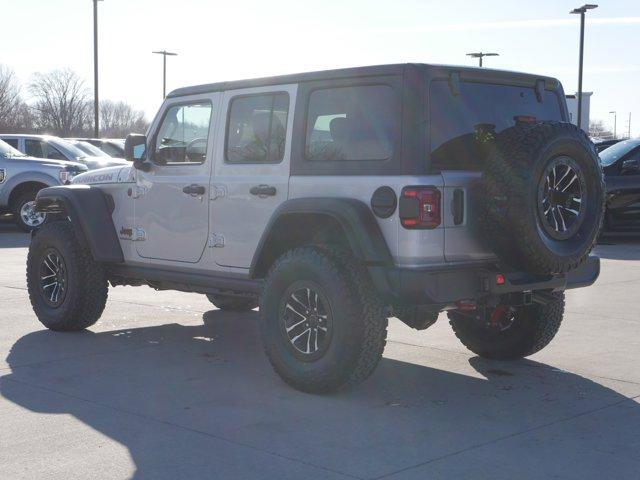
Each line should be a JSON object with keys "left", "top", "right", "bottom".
{"left": 289, "top": 175, "right": 445, "bottom": 267}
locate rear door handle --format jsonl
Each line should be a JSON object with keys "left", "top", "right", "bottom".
{"left": 250, "top": 185, "right": 277, "bottom": 197}
{"left": 183, "top": 184, "right": 206, "bottom": 196}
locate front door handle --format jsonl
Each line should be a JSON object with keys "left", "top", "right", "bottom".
{"left": 183, "top": 184, "right": 206, "bottom": 196}
{"left": 250, "top": 185, "right": 277, "bottom": 197}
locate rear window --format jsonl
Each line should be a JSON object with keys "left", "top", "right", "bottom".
{"left": 305, "top": 85, "right": 396, "bottom": 161}
{"left": 429, "top": 80, "right": 563, "bottom": 170}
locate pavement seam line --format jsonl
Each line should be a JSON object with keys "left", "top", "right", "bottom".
{"left": 1, "top": 376, "right": 362, "bottom": 480}
{"left": 372, "top": 392, "right": 640, "bottom": 479}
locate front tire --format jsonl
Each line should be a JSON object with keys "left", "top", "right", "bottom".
{"left": 448, "top": 292, "right": 565, "bottom": 360}
{"left": 12, "top": 191, "right": 46, "bottom": 232}
{"left": 27, "top": 221, "right": 108, "bottom": 331}
{"left": 260, "top": 247, "right": 387, "bottom": 393}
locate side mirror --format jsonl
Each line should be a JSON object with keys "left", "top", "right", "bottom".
{"left": 125, "top": 134, "right": 150, "bottom": 171}
{"left": 622, "top": 158, "right": 640, "bottom": 174}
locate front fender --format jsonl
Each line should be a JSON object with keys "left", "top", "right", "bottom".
{"left": 0, "top": 171, "right": 59, "bottom": 206}
{"left": 35, "top": 185, "right": 124, "bottom": 263}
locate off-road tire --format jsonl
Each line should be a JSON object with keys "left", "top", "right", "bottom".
{"left": 27, "top": 221, "right": 108, "bottom": 331}
{"left": 12, "top": 190, "right": 46, "bottom": 232}
{"left": 448, "top": 291, "right": 565, "bottom": 360}
{"left": 479, "top": 122, "right": 605, "bottom": 274}
{"left": 259, "top": 246, "right": 387, "bottom": 393}
{"left": 206, "top": 294, "right": 257, "bottom": 311}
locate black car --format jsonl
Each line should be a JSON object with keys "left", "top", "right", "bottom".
{"left": 595, "top": 138, "right": 623, "bottom": 153}
{"left": 600, "top": 139, "right": 640, "bottom": 231}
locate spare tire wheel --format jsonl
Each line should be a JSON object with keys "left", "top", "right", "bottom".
{"left": 479, "top": 122, "right": 605, "bottom": 275}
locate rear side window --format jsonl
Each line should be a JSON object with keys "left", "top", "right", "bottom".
{"left": 429, "top": 81, "right": 563, "bottom": 170}
{"left": 305, "top": 85, "right": 395, "bottom": 161}
{"left": 25, "top": 139, "right": 44, "bottom": 158}
{"left": 226, "top": 93, "right": 289, "bottom": 164}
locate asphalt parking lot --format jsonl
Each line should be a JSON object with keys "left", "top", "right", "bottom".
{"left": 1, "top": 220, "right": 639, "bottom": 480}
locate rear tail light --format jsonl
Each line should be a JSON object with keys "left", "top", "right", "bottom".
{"left": 399, "top": 186, "right": 441, "bottom": 229}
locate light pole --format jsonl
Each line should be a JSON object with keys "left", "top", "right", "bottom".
{"left": 152, "top": 50, "right": 178, "bottom": 99}
{"left": 466, "top": 52, "right": 499, "bottom": 67}
{"left": 93, "top": 0, "right": 103, "bottom": 138}
{"left": 570, "top": 4, "right": 598, "bottom": 131}
{"left": 609, "top": 111, "right": 617, "bottom": 139}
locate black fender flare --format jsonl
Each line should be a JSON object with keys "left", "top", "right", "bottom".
{"left": 35, "top": 185, "right": 124, "bottom": 263}
{"left": 249, "top": 197, "right": 393, "bottom": 278}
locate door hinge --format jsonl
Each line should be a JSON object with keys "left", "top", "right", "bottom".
{"left": 128, "top": 185, "right": 148, "bottom": 199}
{"left": 208, "top": 233, "right": 225, "bottom": 248}
{"left": 210, "top": 184, "right": 227, "bottom": 201}
{"left": 119, "top": 226, "right": 146, "bottom": 241}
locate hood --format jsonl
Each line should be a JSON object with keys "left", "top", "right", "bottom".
{"left": 2, "top": 154, "right": 85, "bottom": 170}
{"left": 72, "top": 164, "right": 133, "bottom": 185}
{"left": 79, "top": 156, "right": 129, "bottom": 170}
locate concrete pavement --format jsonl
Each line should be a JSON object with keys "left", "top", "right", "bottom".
{"left": 1, "top": 220, "right": 639, "bottom": 479}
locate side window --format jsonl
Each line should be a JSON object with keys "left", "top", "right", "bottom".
{"left": 4, "top": 139, "right": 18, "bottom": 149}
{"left": 225, "top": 93, "right": 289, "bottom": 164}
{"left": 25, "top": 139, "right": 44, "bottom": 158}
{"left": 155, "top": 102, "right": 212, "bottom": 165}
{"left": 305, "top": 85, "right": 396, "bottom": 161}
{"left": 43, "top": 143, "right": 67, "bottom": 160}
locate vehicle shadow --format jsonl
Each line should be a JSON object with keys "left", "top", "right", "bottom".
{"left": 2, "top": 311, "right": 639, "bottom": 479}
{"left": 595, "top": 235, "right": 640, "bottom": 260}
{"left": 0, "top": 217, "right": 30, "bottom": 248}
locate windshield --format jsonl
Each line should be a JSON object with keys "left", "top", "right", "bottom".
{"left": 52, "top": 139, "right": 89, "bottom": 159}
{"left": 599, "top": 139, "right": 640, "bottom": 167}
{"left": 0, "top": 139, "right": 26, "bottom": 157}
{"left": 71, "top": 140, "right": 110, "bottom": 157}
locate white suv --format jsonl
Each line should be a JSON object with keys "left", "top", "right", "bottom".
{"left": 26, "top": 64, "right": 604, "bottom": 392}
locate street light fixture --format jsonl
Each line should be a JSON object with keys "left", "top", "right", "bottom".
{"left": 466, "top": 52, "right": 499, "bottom": 67}
{"left": 570, "top": 4, "right": 598, "bottom": 131}
{"left": 609, "top": 111, "right": 617, "bottom": 139}
{"left": 152, "top": 50, "right": 178, "bottom": 99}
{"left": 93, "top": 0, "right": 104, "bottom": 138}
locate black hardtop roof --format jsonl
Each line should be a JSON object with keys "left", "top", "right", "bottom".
{"left": 167, "top": 63, "right": 560, "bottom": 98}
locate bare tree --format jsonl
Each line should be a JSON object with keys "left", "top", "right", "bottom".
{"left": 99, "top": 100, "right": 148, "bottom": 137}
{"left": 589, "top": 119, "right": 614, "bottom": 140}
{"left": 29, "top": 69, "right": 91, "bottom": 136}
{"left": 0, "top": 65, "right": 34, "bottom": 132}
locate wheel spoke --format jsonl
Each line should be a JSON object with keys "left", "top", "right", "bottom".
{"left": 285, "top": 317, "right": 308, "bottom": 333}
{"left": 285, "top": 302, "right": 307, "bottom": 320}
{"left": 291, "top": 328, "right": 311, "bottom": 344}
{"left": 560, "top": 173, "right": 578, "bottom": 192}
{"left": 290, "top": 293, "right": 309, "bottom": 311}
{"left": 306, "top": 328, "right": 311, "bottom": 353}
{"left": 556, "top": 207, "right": 567, "bottom": 231}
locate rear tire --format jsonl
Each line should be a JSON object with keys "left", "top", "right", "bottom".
{"left": 12, "top": 190, "right": 46, "bottom": 232}
{"left": 448, "top": 292, "right": 565, "bottom": 360}
{"left": 206, "top": 294, "right": 257, "bottom": 311}
{"left": 27, "top": 221, "right": 108, "bottom": 331}
{"left": 259, "top": 246, "right": 387, "bottom": 393}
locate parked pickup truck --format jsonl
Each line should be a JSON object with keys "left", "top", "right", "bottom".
{"left": 0, "top": 139, "right": 86, "bottom": 231}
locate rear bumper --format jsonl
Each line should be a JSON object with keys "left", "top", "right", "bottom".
{"left": 369, "top": 255, "right": 600, "bottom": 305}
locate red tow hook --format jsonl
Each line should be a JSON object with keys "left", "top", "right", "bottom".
{"left": 489, "top": 304, "right": 508, "bottom": 328}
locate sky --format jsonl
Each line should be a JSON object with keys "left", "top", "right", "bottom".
{"left": 2, "top": 0, "right": 640, "bottom": 136}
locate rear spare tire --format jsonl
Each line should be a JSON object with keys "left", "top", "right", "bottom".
{"left": 479, "top": 122, "right": 604, "bottom": 274}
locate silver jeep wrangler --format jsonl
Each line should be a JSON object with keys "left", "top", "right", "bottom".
{"left": 27, "top": 64, "right": 604, "bottom": 393}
